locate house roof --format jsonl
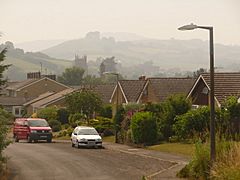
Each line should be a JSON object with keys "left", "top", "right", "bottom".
{"left": 116, "top": 80, "right": 147, "bottom": 103}
{"left": 146, "top": 77, "right": 195, "bottom": 101}
{"left": 31, "top": 88, "right": 75, "bottom": 108}
{"left": 23, "top": 91, "right": 55, "bottom": 106}
{"left": 195, "top": 73, "right": 240, "bottom": 105}
{"left": 6, "top": 79, "right": 38, "bottom": 90}
{"left": 0, "top": 97, "right": 27, "bottom": 106}
{"left": 6, "top": 77, "right": 70, "bottom": 91}
{"left": 92, "top": 84, "right": 115, "bottom": 104}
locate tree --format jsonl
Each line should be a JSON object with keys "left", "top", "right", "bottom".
{"left": 193, "top": 68, "right": 207, "bottom": 78}
{"left": 57, "top": 67, "right": 85, "bottom": 86}
{"left": 65, "top": 91, "right": 102, "bottom": 121}
{"left": 0, "top": 48, "right": 11, "bottom": 86}
{"left": 0, "top": 108, "right": 13, "bottom": 175}
{"left": 83, "top": 75, "right": 103, "bottom": 85}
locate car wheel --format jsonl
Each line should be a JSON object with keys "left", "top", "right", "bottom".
{"left": 34, "top": 140, "right": 38, "bottom": 143}
{"left": 27, "top": 136, "right": 32, "bottom": 143}
{"left": 14, "top": 135, "right": 19, "bottom": 142}
{"left": 76, "top": 140, "right": 80, "bottom": 149}
{"left": 47, "top": 139, "right": 52, "bottom": 143}
{"left": 71, "top": 141, "right": 75, "bottom": 147}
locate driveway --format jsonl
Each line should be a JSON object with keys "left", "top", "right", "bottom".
{"left": 4, "top": 141, "right": 188, "bottom": 180}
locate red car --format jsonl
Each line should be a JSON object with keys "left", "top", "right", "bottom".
{"left": 13, "top": 118, "right": 53, "bottom": 143}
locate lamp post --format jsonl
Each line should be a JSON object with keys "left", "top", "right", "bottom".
{"left": 178, "top": 23, "right": 215, "bottom": 162}
{"left": 103, "top": 72, "right": 119, "bottom": 143}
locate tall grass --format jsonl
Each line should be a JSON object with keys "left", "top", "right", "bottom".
{"left": 178, "top": 138, "right": 240, "bottom": 179}
{"left": 211, "top": 142, "right": 240, "bottom": 179}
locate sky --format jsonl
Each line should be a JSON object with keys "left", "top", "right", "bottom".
{"left": 1, "top": 0, "right": 240, "bottom": 45}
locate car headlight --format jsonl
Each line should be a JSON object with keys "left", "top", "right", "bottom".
{"left": 31, "top": 130, "right": 37, "bottom": 133}
{"left": 49, "top": 129, "right": 52, "bottom": 133}
{"left": 96, "top": 138, "right": 102, "bottom": 141}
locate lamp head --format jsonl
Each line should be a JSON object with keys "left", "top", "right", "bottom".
{"left": 178, "top": 23, "right": 198, "bottom": 31}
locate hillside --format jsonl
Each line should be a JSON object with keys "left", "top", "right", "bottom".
{"left": 42, "top": 32, "right": 240, "bottom": 72}
{"left": 0, "top": 42, "right": 72, "bottom": 81}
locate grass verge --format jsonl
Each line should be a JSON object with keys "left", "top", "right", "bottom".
{"left": 146, "top": 143, "right": 194, "bottom": 156}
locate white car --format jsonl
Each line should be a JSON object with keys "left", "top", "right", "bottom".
{"left": 71, "top": 126, "right": 102, "bottom": 148}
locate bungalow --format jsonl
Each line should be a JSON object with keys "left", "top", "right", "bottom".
{"left": 110, "top": 77, "right": 195, "bottom": 105}
{"left": 0, "top": 77, "right": 70, "bottom": 117}
{"left": 110, "top": 80, "right": 147, "bottom": 105}
{"left": 5, "top": 77, "right": 69, "bottom": 100}
{"left": 187, "top": 72, "right": 240, "bottom": 107}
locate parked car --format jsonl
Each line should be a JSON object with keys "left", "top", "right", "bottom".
{"left": 13, "top": 118, "right": 53, "bottom": 143}
{"left": 71, "top": 126, "right": 102, "bottom": 148}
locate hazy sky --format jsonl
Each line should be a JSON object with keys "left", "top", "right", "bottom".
{"left": 1, "top": 0, "right": 240, "bottom": 45}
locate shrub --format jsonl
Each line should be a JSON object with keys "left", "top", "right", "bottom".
{"left": 89, "top": 117, "right": 114, "bottom": 135}
{"left": 145, "top": 94, "right": 191, "bottom": 140}
{"left": 68, "top": 113, "right": 86, "bottom": 127}
{"left": 37, "top": 107, "right": 58, "bottom": 121}
{"left": 57, "top": 108, "right": 69, "bottom": 124}
{"left": 99, "top": 104, "right": 112, "bottom": 118}
{"left": 173, "top": 106, "right": 210, "bottom": 140}
{"left": 131, "top": 112, "right": 157, "bottom": 145}
{"left": 48, "top": 120, "right": 61, "bottom": 132}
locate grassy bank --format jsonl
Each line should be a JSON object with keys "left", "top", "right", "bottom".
{"left": 147, "top": 143, "right": 194, "bottom": 156}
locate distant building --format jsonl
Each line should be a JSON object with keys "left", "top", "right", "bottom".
{"left": 99, "top": 56, "right": 117, "bottom": 76}
{"left": 74, "top": 55, "right": 88, "bottom": 73}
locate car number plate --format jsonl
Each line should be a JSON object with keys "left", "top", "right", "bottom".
{"left": 88, "top": 141, "right": 95, "bottom": 145}
{"left": 41, "top": 136, "right": 47, "bottom": 138}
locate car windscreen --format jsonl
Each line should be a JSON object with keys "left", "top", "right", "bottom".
{"left": 28, "top": 120, "right": 49, "bottom": 127}
{"left": 78, "top": 129, "right": 98, "bottom": 135}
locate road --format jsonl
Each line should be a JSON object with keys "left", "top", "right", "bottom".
{"left": 4, "top": 141, "right": 181, "bottom": 180}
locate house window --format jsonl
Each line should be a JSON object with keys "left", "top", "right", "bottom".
{"left": 201, "top": 87, "right": 208, "bottom": 95}
{"left": 8, "top": 90, "right": 16, "bottom": 97}
{"left": 14, "top": 108, "right": 20, "bottom": 115}
{"left": 13, "top": 106, "right": 22, "bottom": 117}
{"left": 143, "top": 89, "right": 148, "bottom": 96}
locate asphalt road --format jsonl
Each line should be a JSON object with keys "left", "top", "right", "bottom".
{"left": 4, "top": 141, "right": 175, "bottom": 180}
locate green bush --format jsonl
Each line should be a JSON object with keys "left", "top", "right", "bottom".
{"left": 48, "top": 120, "right": 61, "bottom": 132}
{"left": 131, "top": 112, "right": 157, "bottom": 145}
{"left": 68, "top": 113, "right": 86, "bottom": 127}
{"left": 173, "top": 106, "right": 210, "bottom": 140}
{"left": 37, "top": 107, "right": 58, "bottom": 121}
{"left": 145, "top": 94, "right": 191, "bottom": 140}
{"left": 89, "top": 117, "right": 114, "bottom": 135}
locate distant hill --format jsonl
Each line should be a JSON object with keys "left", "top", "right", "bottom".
{"left": 42, "top": 32, "right": 240, "bottom": 72}
{"left": 16, "top": 39, "right": 66, "bottom": 52}
{"left": 101, "top": 32, "right": 147, "bottom": 41}
{"left": 0, "top": 41, "right": 72, "bottom": 81}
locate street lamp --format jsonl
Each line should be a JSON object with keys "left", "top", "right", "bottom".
{"left": 178, "top": 23, "right": 215, "bottom": 162}
{"left": 103, "top": 72, "right": 119, "bottom": 143}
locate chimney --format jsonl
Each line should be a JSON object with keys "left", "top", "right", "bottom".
{"left": 27, "top": 72, "right": 41, "bottom": 79}
{"left": 139, "top": 75, "right": 146, "bottom": 81}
